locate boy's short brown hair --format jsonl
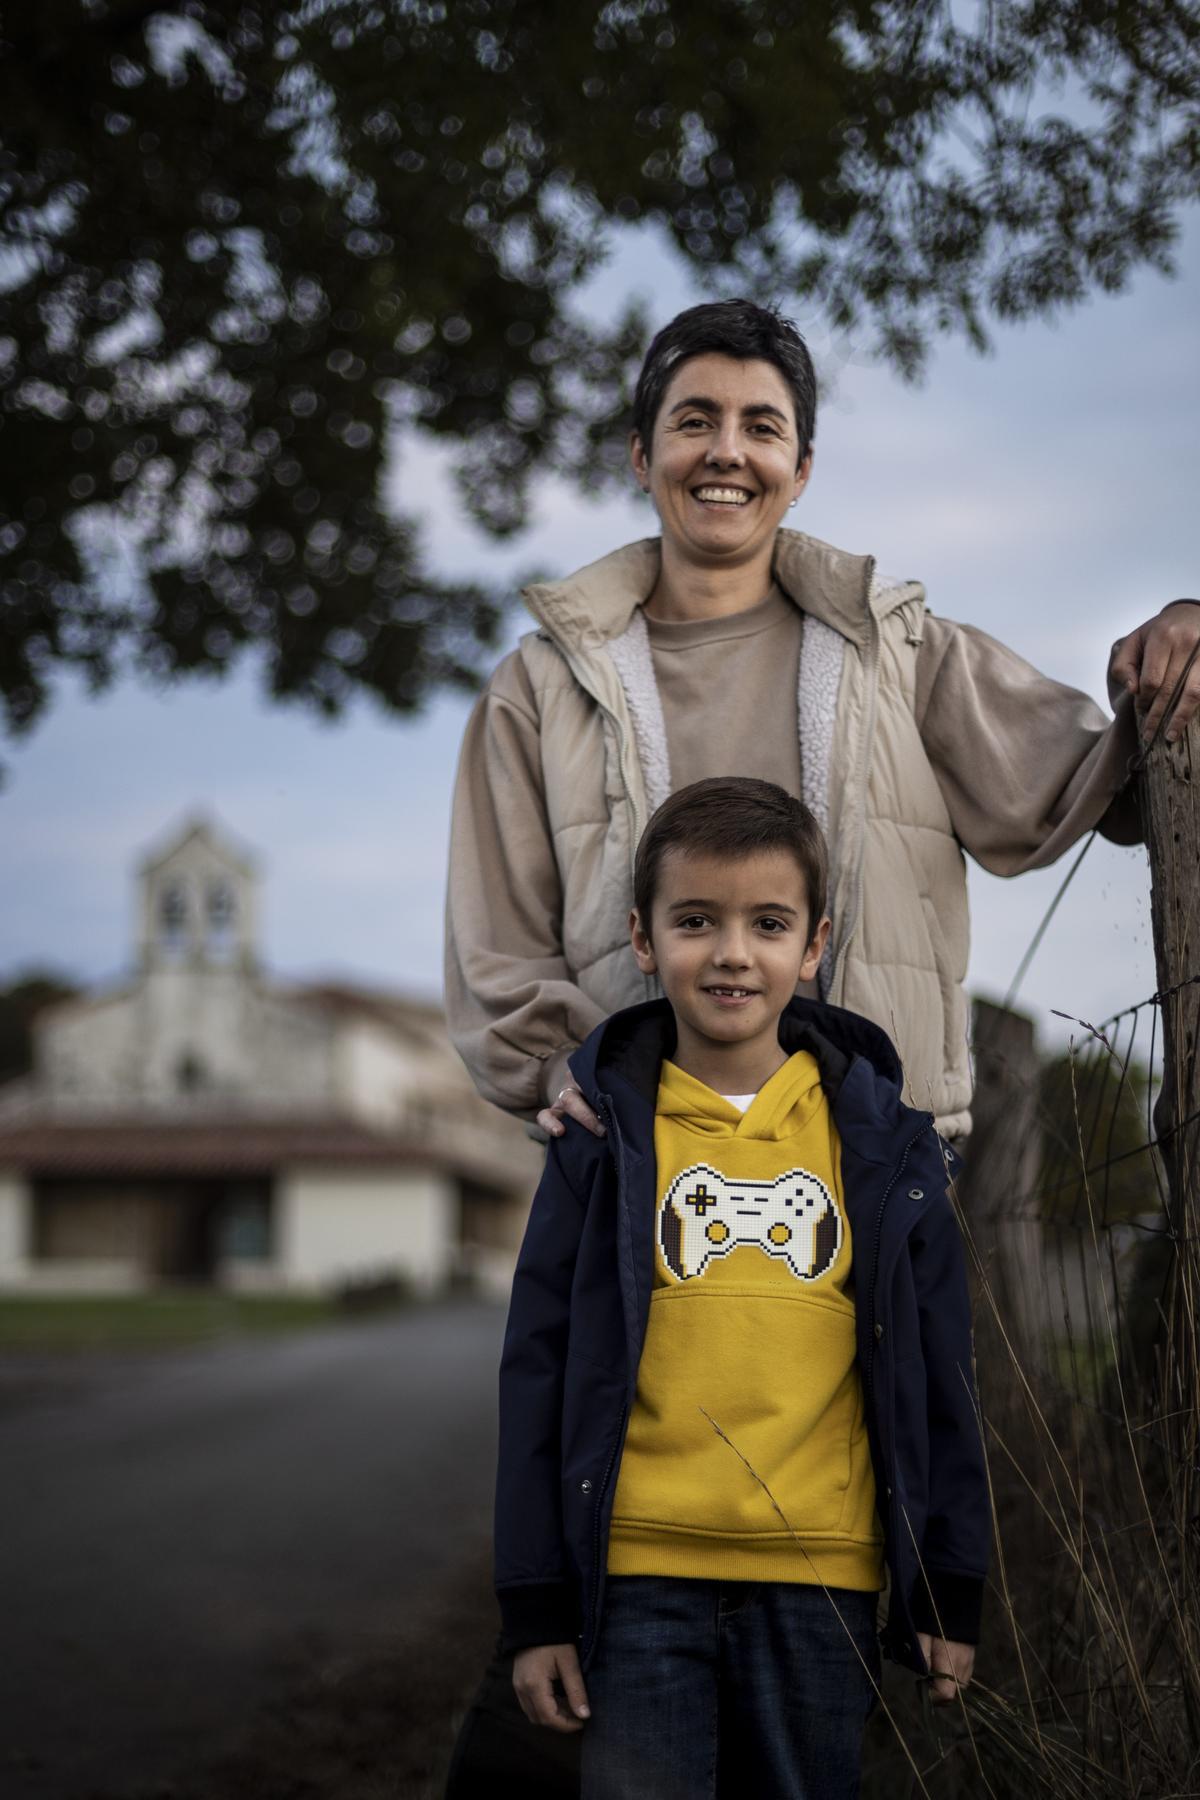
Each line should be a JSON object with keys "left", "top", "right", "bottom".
{"left": 633, "top": 778, "right": 828, "bottom": 941}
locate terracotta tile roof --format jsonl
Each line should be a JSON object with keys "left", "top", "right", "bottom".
{"left": 0, "top": 1118, "right": 442, "bottom": 1179}
{"left": 295, "top": 981, "right": 443, "bottom": 1022}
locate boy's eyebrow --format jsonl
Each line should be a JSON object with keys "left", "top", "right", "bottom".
{"left": 665, "top": 395, "right": 790, "bottom": 424}
{"left": 665, "top": 897, "right": 801, "bottom": 916}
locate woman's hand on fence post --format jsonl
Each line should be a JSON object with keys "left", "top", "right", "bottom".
{"left": 1108, "top": 600, "right": 1200, "bottom": 743}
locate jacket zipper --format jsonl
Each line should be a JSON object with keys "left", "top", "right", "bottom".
{"left": 585, "top": 1097, "right": 635, "bottom": 1657}
{"left": 864, "top": 1121, "right": 932, "bottom": 1419}
{"left": 831, "top": 559, "right": 879, "bottom": 1000}
{"left": 586, "top": 1399, "right": 627, "bottom": 1656}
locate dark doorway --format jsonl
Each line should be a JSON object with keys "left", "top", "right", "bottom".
{"left": 33, "top": 1178, "right": 273, "bottom": 1284}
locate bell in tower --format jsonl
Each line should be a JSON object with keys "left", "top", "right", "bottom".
{"left": 138, "top": 816, "right": 259, "bottom": 973}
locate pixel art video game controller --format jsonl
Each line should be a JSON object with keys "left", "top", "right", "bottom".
{"left": 659, "top": 1163, "right": 842, "bottom": 1283}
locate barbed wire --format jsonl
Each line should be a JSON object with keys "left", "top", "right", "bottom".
{"left": 1049, "top": 969, "right": 1200, "bottom": 1040}
{"left": 1000, "top": 831, "right": 1099, "bottom": 1012}
{"left": 968, "top": 950, "right": 1199, "bottom": 1415}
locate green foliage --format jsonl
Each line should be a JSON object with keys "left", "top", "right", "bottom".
{"left": 0, "top": 1291, "right": 370, "bottom": 1350}
{"left": 1036, "top": 1045, "right": 1161, "bottom": 1225}
{"left": 2, "top": 0, "right": 1197, "bottom": 734}
{"left": 0, "top": 970, "right": 80, "bottom": 1083}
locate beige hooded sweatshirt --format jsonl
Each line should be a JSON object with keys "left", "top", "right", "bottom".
{"left": 445, "top": 531, "right": 1140, "bottom": 1137}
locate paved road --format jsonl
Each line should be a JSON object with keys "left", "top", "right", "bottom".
{"left": 0, "top": 1299, "right": 505, "bottom": 1799}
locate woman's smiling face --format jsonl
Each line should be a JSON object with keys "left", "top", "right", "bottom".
{"left": 631, "top": 353, "right": 812, "bottom": 569}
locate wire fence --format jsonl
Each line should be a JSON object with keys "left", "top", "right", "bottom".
{"left": 861, "top": 966, "right": 1200, "bottom": 1799}
{"left": 981, "top": 972, "right": 1199, "bottom": 1390}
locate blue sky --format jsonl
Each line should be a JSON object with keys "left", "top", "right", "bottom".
{"left": 3, "top": 212, "right": 1196, "bottom": 1052}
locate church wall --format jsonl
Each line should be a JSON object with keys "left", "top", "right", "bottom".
{"left": 135, "top": 970, "right": 259, "bottom": 1103}
{"left": 128, "top": 973, "right": 338, "bottom": 1109}
{"left": 0, "top": 1171, "right": 31, "bottom": 1283}
{"left": 34, "top": 976, "right": 339, "bottom": 1115}
{"left": 37, "top": 995, "right": 139, "bottom": 1108}
{"left": 274, "top": 1166, "right": 456, "bottom": 1293}
{"left": 247, "top": 992, "right": 338, "bottom": 1108}
{"left": 331, "top": 1019, "right": 421, "bottom": 1128}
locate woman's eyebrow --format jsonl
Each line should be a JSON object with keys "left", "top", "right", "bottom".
{"left": 666, "top": 395, "right": 720, "bottom": 415}
{"left": 665, "top": 395, "right": 790, "bottom": 423}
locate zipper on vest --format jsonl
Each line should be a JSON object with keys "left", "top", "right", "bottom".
{"left": 611, "top": 717, "right": 643, "bottom": 872}
{"left": 589, "top": 688, "right": 643, "bottom": 854}
{"left": 557, "top": 650, "right": 652, "bottom": 997}
{"left": 560, "top": 651, "right": 646, "bottom": 855}
{"left": 831, "top": 559, "right": 879, "bottom": 1000}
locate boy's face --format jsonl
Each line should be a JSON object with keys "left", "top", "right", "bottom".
{"left": 630, "top": 847, "right": 830, "bottom": 1076}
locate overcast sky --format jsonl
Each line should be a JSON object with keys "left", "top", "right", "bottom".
{"left": 3, "top": 211, "right": 1196, "bottom": 1054}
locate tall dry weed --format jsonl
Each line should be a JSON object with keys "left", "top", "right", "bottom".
{"left": 859, "top": 1036, "right": 1200, "bottom": 1797}
{"left": 701, "top": 1026, "right": 1199, "bottom": 1797}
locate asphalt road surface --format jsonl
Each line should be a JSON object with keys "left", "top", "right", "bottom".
{"left": 0, "top": 1298, "right": 505, "bottom": 1799}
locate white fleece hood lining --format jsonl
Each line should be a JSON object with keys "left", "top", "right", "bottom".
{"left": 603, "top": 596, "right": 857, "bottom": 999}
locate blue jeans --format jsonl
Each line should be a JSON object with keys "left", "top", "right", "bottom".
{"left": 580, "top": 1577, "right": 880, "bottom": 1800}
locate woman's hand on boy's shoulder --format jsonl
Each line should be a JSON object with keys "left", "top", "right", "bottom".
{"left": 917, "top": 1632, "right": 976, "bottom": 1704}
{"left": 513, "top": 1642, "right": 592, "bottom": 1731}
{"left": 537, "top": 1081, "right": 605, "bottom": 1141}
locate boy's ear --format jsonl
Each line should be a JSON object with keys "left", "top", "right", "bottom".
{"left": 799, "top": 916, "right": 831, "bottom": 983}
{"left": 630, "top": 907, "right": 657, "bottom": 974}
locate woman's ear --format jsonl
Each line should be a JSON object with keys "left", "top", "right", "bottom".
{"left": 630, "top": 907, "right": 657, "bottom": 974}
{"left": 629, "top": 431, "right": 651, "bottom": 494}
{"left": 792, "top": 447, "right": 814, "bottom": 505}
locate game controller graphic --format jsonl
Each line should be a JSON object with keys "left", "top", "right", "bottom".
{"left": 659, "top": 1163, "right": 842, "bottom": 1283}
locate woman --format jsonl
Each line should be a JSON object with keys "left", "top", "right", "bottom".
{"left": 441, "top": 301, "right": 1198, "bottom": 1797}
{"left": 445, "top": 298, "right": 1197, "bottom": 1145}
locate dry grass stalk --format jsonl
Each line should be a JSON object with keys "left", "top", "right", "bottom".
{"left": 703, "top": 1021, "right": 1200, "bottom": 1796}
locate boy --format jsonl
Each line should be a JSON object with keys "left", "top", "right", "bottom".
{"left": 494, "top": 777, "right": 988, "bottom": 1800}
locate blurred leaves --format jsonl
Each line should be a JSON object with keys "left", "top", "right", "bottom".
{"left": 1, "top": 0, "right": 1197, "bottom": 733}
{"left": 0, "top": 970, "right": 80, "bottom": 1082}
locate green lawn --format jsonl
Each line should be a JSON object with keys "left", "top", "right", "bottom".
{"left": 0, "top": 1291, "right": 389, "bottom": 1352}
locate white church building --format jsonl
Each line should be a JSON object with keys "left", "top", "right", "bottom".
{"left": 0, "top": 817, "right": 541, "bottom": 1296}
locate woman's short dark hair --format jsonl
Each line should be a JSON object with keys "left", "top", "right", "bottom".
{"left": 632, "top": 299, "right": 817, "bottom": 466}
{"left": 633, "top": 777, "right": 828, "bottom": 941}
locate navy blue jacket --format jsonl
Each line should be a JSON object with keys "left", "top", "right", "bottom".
{"left": 495, "top": 996, "right": 989, "bottom": 1675}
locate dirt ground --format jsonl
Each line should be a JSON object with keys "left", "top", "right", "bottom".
{"left": 65, "top": 1546, "right": 961, "bottom": 1800}
{"left": 0, "top": 1304, "right": 508, "bottom": 1800}
{"left": 0, "top": 1302, "right": 956, "bottom": 1800}
{"left": 99, "top": 1544, "right": 499, "bottom": 1800}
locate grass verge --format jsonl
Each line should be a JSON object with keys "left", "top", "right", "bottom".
{"left": 0, "top": 1290, "right": 402, "bottom": 1352}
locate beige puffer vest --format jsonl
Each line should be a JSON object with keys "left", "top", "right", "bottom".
{"left": 519, "top": 532, "right": 972, "bottom": 1138}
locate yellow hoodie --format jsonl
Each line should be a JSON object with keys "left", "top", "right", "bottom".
{"left": 607, "top": 1052, "right": 884, "bottom": 1590}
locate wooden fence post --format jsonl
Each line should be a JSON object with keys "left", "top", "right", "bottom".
{"left": 1137, "top": 708, "right": 1200, "bottom": 1498}
{"left": 957, "top": 998, "right": 1045, "bottom": 1348}
{"left": 1139, "top": 710, "right": 1200, "bottom": 1204}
